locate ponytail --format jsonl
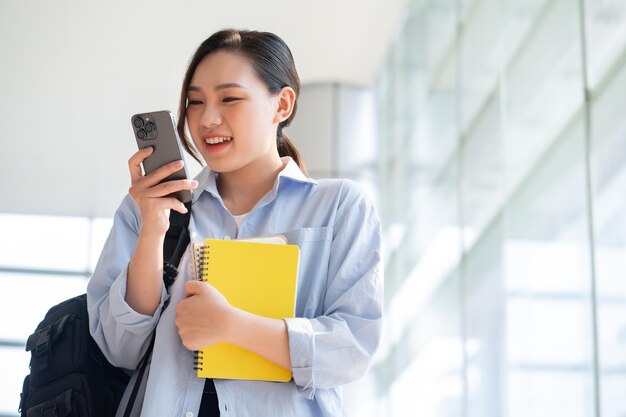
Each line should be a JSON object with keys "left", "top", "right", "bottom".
{"left": 277, "top": 132, "right": 308, "bottom": 177}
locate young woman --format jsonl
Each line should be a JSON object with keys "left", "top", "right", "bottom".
{"left": 87, "top": 29, "right": 383, "bottom": 417}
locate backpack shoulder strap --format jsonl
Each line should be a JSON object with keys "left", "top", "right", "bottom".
{"left": 121, "top": 202, "right": 192, "bottom": 417}
{"left": 162, "top": 202, "right": 191, "bottom": 288}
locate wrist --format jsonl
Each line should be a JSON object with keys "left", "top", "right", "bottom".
{"left": 138, "top": 227, "right": 167, "bottom": 244}
{"left": 223, "top": 305, "right": 245, "bottom": 345}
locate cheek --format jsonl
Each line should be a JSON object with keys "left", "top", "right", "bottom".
{"left": 241, "top": 106, "right": 274, "bottom": 134}
{"left": 186, "top": 110, "right": 200, "bottom": 130}
{"left": 185, "top": 112, "right": 202, "bottom": 144}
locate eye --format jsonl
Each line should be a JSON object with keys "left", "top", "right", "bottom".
{"left": 222, "top": 97, "right": 240, "bottom": 103}
{"left": 187, "top": 99, "right": 203, "bottom": 106}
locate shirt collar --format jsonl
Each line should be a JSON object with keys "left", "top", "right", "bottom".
{"left": 192, "top": 156, "right": 316, "bottom": 204}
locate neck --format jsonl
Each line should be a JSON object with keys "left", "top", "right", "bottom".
{"left": 217, "top": 154, "right": 285, "bottom": 215}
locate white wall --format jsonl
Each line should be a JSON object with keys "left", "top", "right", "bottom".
{"left": 0, "top": 0, "right": 404, "bottom": 218}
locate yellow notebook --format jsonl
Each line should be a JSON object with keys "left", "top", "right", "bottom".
{"left": 191, "top": 238, "right": 300, "bottom": 381}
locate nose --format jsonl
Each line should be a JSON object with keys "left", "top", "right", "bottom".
{"left": 200, "top": 106, "right": 222, "bottom": 128}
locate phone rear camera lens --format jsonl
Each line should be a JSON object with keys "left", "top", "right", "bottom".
{"left": 137, "top": 129, "right": 147, "bottom": 140}
{"left": 133, "top": 117, "right": 144, "bottom": 128}
{"left": 144, "top": 122, "right": 155, "bottom": 133}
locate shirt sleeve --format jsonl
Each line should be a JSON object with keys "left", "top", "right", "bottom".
{"left": 284, "top": 181, "right": 384, "bottom": 399}
{"left": 87, "top": 195, "right": 169, "bottom": 370}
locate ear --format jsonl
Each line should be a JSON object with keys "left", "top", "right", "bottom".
{"left": 273, "top": 86, "right": 296, "bottom": 124}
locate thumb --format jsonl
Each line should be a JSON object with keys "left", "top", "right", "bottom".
{"left": 184, "top": 280, "right": 204, "bottom": 297}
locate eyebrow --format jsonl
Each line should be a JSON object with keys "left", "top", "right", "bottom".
{"left": 187, "top": 83, "right": 245, "bottom": 92}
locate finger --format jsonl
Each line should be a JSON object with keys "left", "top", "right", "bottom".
{"left": 129, "top": 177, "right": 196, "bottom": 210}
{"left": 184, "top": 280, "right": 203, "bottom": 297}
{"left": 128, "top": 147, "right": 153, "bottom": 182}
{"left": 175, "top": 298, "right": 187, "bottom": 317}
{"left": 135, "top": 192, "right": 192, "bottom": 216}
{"left": 172, "top": 201, "right": 189, "bottom": 215}
{"left": 142, "top": 160, "right": 186, "bottom": 188}
{"left": 141, "top": 179, "right": 198, "bottom": 199}
{"left": 140, "top": 197, "right": 189, "bottom": 215}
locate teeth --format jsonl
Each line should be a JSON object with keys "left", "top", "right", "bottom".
{"left": 205, "top": 136, "right": 232, "bottom": 145}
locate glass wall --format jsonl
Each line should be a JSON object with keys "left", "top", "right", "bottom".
{"left": 0, "top": 214, "right": 112, "bottom": 416}
{"left": 374, "top": 0, "right": 626, "bottom": 416}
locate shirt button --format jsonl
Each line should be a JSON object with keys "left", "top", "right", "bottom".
{"left": 185, "top": 412, "right": 193, "bottom": 417}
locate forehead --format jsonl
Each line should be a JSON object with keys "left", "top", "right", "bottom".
{"left": 190, "top": 51, "right": 259, "bottom": 87}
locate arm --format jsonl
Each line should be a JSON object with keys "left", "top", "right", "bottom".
{"left": 125, "top": 149, "right": 196, "bottom": 315}
{"left": 285, "top": 183, "right": 383, "bottom": 397}
{"left": 175, "top": 281, "right": 292, "bottom": 370}
{"left": 87, "top": 148, "right": 197, "bottom": 368}
{"left": 87, "top": 195, "right": 167, "bottom": 369}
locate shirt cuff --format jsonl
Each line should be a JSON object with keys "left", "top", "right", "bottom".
{"left": 108, "top": 264, "right": 169, "bottom": 331}
{"left": 284, "top": 317, "right": 315, "bottom": 399}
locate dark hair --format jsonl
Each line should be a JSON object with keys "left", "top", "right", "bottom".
{"left": 177, "top": 29, "right": 307, "bottom": 176}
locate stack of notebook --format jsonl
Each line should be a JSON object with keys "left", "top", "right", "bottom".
{"left": 190, "top": 237, "right": 300, "bottom": 382}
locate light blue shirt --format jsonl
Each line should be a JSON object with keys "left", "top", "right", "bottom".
{"left": 87, "top": 157, "right": 383, "bottom": 417}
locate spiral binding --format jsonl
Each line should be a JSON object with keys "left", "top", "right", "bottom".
{"left": 190, "top": 242, "right": 205, "bottom": 282}
{"left": 191, "top": 242, "right": 210, "bottom": 372}
{"left": 193, "top": 357, "right": 204, "bottom": 370}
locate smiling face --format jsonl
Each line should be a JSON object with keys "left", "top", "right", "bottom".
{"left": 185, "top": 51, "right": 284, "bottom": 174}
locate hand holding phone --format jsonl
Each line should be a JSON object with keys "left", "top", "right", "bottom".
{"left": 131, "top": 110, "right": 192, "bottom": 203}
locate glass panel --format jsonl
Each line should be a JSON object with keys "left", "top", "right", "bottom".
{"left": 508, "top": 370, "right": 593, "bottom": 417}
{"left": 583, "top": 0, "right": 626, "bottom": 90}
{"left": 0, "top": 273, "right": 87, "bottom": 341}
{"left": 0, "top": 213, "right": 91, "bottom": 272}
{"left": 503, "top": 0, "right": 585, "bottom": 195}
{"left": 464, "top": 222, "right": 504, "bottom": 417}
{"left": 501, "top": 0, "right": 549, "bottom": 68}
{"left": 459, "top": 0, "right": 501, "bottom": 133}
{"left": 459, "top": 95, "right": 504, "bottom": 249}
{"left": 459, "top": 13, "right": 507, "bottom": 410}
{"left": 389, "top": 273, "right": 464, "bottom": 417}
{"left": 589, "top": 27, "right": 626, "bottom": 417}
{"left": 0, "top": 347, "right": 30, "bottom": 415}
{"left": 503, "top": 118, "right": 595, "bottom": 416}
{"left": 405, "top": 0, "right": 461, "bottom": 314}
{"left": 377, "top": 2, "right": 463, "bottom": 415}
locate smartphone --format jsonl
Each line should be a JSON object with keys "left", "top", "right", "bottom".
{"left": 131, "top": 110, "right": 192, "bottom": 203}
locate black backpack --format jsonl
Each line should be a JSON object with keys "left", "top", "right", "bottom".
{"left": 19, "top": 207, "right": 191, "bottom": 417}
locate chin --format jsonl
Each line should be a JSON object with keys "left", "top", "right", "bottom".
{"left": 205, "top": 158, "right": 238, "bottom": 173}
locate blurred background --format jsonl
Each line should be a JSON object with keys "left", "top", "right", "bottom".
{"left": 1, "top": 0, "right": 625, "bottom": 416}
